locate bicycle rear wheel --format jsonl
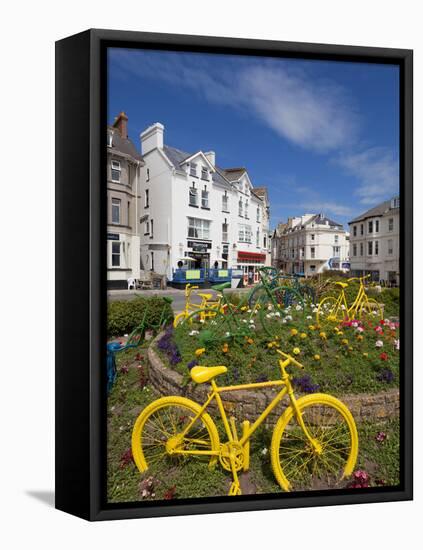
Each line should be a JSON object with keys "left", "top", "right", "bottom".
{"left": 359, "top": 298, "right": 384, "bottom": 321}
{"left": 132, "top": 396, "right": 220, "bottom": 473}
{"left": 271, "top": 394, "right": 358, "bottom": 492}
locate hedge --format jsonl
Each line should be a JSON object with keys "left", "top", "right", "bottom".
{"left": 107, "top": 296, "right": 174, "bottom": 336}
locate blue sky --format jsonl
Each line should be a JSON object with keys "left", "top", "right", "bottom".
{"left": 108, "top": 48, "right": 399, "bottom": 230}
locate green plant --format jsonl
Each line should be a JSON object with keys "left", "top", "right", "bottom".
{"left": 108, "top": 296, "right": 174, "bottom": 336}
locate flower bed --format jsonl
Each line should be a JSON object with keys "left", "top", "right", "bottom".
{"left": 157, "top": 303, "right": 400, "bottom": 396}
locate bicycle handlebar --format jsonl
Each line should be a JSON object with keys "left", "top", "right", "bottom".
{"left": 185, "top": 283, "right": 199, "bottom": 296}
{"left": 276, "top": 349, "right": 304, "bottom": 369}
{"left": 347, "top": 274, "right": 371, "bottom": 283}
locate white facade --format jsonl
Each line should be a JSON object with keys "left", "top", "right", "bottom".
{"left": 348, "top": 197, "right": 400, "bottom": 284}
{"left": 138, "top": 123, "right": 270, "bottom": 283}
{"left": 272, "top": 214, "right": 350, "bottom": 276}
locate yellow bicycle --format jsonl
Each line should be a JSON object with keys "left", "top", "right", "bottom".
{"left": 132, "top": 350, "right": 358, "bottom": 495}
{"left": 316, "top": 274, "right": 383, "bottom": 323}
{"left": 173, "top": 283, "right": 224, "bottom": 327}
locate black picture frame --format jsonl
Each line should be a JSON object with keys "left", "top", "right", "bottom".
{"left": 55, "top": 28, "right": 413, "bottom": 521}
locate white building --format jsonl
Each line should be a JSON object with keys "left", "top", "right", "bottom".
{"left": 107, "top": 112, "right": 144, "bottom": 288}
{"left": 138, "top": 122, "right": 270, "bottom": 285}
{"left": 348, "top": 197, "right": 400, "bottom": 284}
{"left": 271, "top": 214, "right": 350, "bottom": 276}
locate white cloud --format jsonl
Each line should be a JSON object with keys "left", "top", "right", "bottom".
{"left": 110, "top": 49, "right": 358, "bottom": 152}
{"left": 336, "top": 148, "right": 399, "bottom": 205}
{"left": 238, "top": 66, "right": 358, "bottom": 152}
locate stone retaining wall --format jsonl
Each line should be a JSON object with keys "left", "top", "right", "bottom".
{"left": 147, "top": 336, "right": 399, "bottom": 427}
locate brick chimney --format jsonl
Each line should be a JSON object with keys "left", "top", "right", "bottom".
{"left": 113, "top": 111, "right": 128, "bottom": 139}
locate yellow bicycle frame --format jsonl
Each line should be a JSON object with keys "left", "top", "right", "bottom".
{"left": 171, "top": 358, "right": 317, "bottom": 457}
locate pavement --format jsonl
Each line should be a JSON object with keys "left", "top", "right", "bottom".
{"left": 107, "top": 286, "right": 251, "bottom": 313}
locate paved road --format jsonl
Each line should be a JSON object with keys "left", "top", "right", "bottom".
{"left": 107, "top": 287, "right": 250, "bottom": 313}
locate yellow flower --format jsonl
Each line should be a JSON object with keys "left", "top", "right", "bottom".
{"left": 222, "top": 343, "right": 229, "bottom": 353}
{"left": 341, "top": 339, "right": 349, "bottom": 345}
{"left": 299, "top": 332, "right": 307, "bottom": 339}
{"left": 267, "top": 342, "right": 274, "bottom": 348}
{"left": 240, "top": 306, "right": 248, "bottom": 311}
{"left": 290, "top": 328, "right": 298, "bottom": 336}
{"left": 337, "top": 331, "right": 344, "bottom": 336}
{"left": 195, "top": 348, "right": 206, "bottom": 356}
{"left": 356, "top": 334, "right": 363, "bottom": 341}
{"left": 348, "top": 346, "right": 353, "bottom": 352}
{"left": 319, "top": 331, "right": 327, "bottom": 340}
{"left": 363, "top": 352, "right": 368, "bottom": 357}
{"left": 308, "top": 325, "right": 316, "bottom": 331}
{"left": 292, "top": 347, "right": 301, "bottom": 355}
{"left": 314, "top": 354, "right": 320, "bottom": 361}
{"left": 247, "top": 338, "right": 254, "bottom": 345}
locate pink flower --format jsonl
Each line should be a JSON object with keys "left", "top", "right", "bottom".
{"left": 356, "top": 326, "right": 364, "bottom": 333}
{"left": 375, "top": 326, "right": 383, "bottom": 334}
{"left": 375, "top": 431, "right": 387, "bottom": 442}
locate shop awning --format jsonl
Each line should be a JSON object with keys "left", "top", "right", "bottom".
{"left": 237, "top": 251, "right": 266, "bottom": 262}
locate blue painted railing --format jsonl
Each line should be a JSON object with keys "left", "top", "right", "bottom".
{"left": 172, "top": 268, "right": 232, "bottom": 284}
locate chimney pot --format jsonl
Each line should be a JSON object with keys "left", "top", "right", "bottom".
{"left": 113, "top": 111, "right": 129, "bottom": 139}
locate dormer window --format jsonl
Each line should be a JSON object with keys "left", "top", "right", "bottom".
{"left": 111, "top": 160, "right": 121, "bottom": 183}
{"left": 190, "top": 163, "right": 197, "bottom": 177}
{"left": 201, "top": 167, "right": 208, "bottom": 180}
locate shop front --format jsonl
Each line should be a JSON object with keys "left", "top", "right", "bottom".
{"left": 186, "top": 240, "right": 211, "bottom": 269}
{"left": 236, "top": 251, "right": 266, "bottom": 286}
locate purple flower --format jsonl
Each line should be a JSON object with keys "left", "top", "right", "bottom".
{"left": 377, "top": 368, "right": 394, "bottom": 383}
{"left": 292, "top": 375, "right": 320, "bottom": 393}
{"left": 187, "top": 360, "right": 197, "bottom": 370}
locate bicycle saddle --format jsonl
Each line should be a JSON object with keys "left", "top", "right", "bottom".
{"left": 198, "top": 293, "right": 213, "bottom": 300}
{"left": 335, "top": 282, "right": 348, "bottom": 288}
{"left": 211, "top": 282, "right": 231, "bottom": 292}
{"left": 190, "top": 365, "right": 227, "bottom": 384}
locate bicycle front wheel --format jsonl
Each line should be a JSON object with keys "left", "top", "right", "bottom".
{"left": 316, "top": 296, "right": 343, "bottom": 323}
{"left": 132, "top": 396, "right": 220, "bottom": 473}
{"left": 271, "top": 394, "right": 358, "bottom": 492}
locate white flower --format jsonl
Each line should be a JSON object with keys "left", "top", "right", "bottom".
{"left": 249, "top": 319, "right": 255, "bottom": 324}
{"left": 124, "top": 333, "right": 129, "bottom": 338}
{"left": 210, "top": 320, "right": 217, "bottom": 325}
{"left": 225, "top": 332, "right": 231, "bottom": 337}
{"left": 261, "top": 447, "right": 268, "bottom": 456}
{"left": 375, "top": 340, "right": 384, "bottom": 348}
{"left": 341, "top": 305, "right": 346, "bottom": 310}
{"left": 312, "top": 308, "right": 318, "bottom": 313}
{"left": 296, "top": 305, "right": 302, "bottom": 311}
{"left": 282, "top": 319, "right": 287, "bottom": 324}
{"left": 199, "top": 319, "right": 205, "bottom": 323}
{"left": 275, "top": 312, "right": 281, "bottom": 317}
{"left": 189, "top": 330, "right": 199, "bottom": 336}
{"left": 247, "top": 309, "right": 252, "bottom": 313}
{"left": 394, "top": 339, "right": 400, "bottom": 350}
{"left": 306, "top": 315, "right": 312, "bottom": 320}
{"left": 285, "top": 315, "right": 292, "bottom": 321}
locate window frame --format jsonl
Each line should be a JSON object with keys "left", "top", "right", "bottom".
{"left": 111, "top": 159, "right": 121, "bottom": 183}
{"left": 111, "top": 197, "right": 121, "bottom": 224}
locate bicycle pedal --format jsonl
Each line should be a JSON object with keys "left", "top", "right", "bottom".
{"left": 228, "top": 481, "right": 242, "bottom": 496}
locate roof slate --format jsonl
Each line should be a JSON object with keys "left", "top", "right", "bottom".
{"left": 349, "top": 199, "right": 396, "bottom": 224}
{"left": 108, "top": 126, "right": 143, "bottom": 162}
